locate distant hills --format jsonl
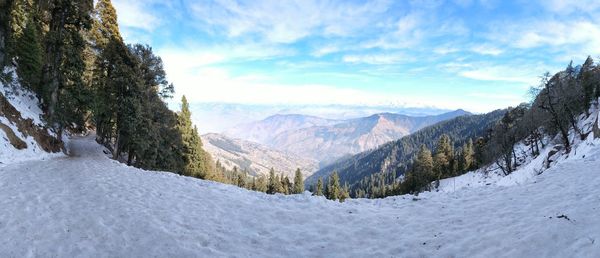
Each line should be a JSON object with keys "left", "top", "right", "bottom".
{"left": 225, "top": 109, "right": 471, "bottom": 164}
{"left": 201, "top": 133, "right": 319, "bottom": 178}
{"left": 305, "top": 109, "right": 506, "bottom": 187}
{"left": 225, "top": 114, "right": 340, "bottom": 144}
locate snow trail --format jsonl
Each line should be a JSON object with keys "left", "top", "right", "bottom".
{"left": 1, "top": 135, "right": 599, "bottom": 257}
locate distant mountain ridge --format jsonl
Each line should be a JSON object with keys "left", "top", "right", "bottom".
{"left": 305, "top": 109, "right": 506, "bottom": 187}
{"left": 225, "top": 114, "right": 341, "bottom": 144}
{"left": 201, "top": 133, "right": 319, "bottom": 178}
{"left": 226, "top": 109, "right": 471, "bottom": 164}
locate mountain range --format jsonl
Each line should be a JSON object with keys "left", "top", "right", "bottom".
{"left": 225, "top": 109, "right": 471, "bottom": 164}
{"left": 305, "top": 109, "right": 506, "bottom": 187}
{"left": 201, "top": 133, "right": 319, "bottom": 178}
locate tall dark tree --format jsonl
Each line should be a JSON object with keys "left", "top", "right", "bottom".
{"left": 327, "top": 171, "right": 341, "bottom": 200}
{"left": 177, "top": 95, "right": 212, "bottom": 178}
{"left": 14, "top": 17, "right": 43, "bottom": 91}
{"left": 0, "top": 0, "right": 13, "bottom": 66}
{"left": 41, "top": 0, "right": 93, "bottom": 133}
{"left": 314, "top": 177, "right": 323, "bottom": 196}
{"left": 293, "top": 168, "right": 304, "bottom": 194}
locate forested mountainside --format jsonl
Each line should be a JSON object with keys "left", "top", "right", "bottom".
{"left": 306, "top": 110, "right": 504, "bottom": 186}
{"left": 227, "top": 110, "right": 470, "bottom": 164}
{"left": 311, "top": 58, "right": 600, "bottom": 201}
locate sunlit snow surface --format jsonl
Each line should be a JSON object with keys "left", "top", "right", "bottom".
{"left": 0, "top": 67, "right": 64, "bottom": 165}
{"left": 1, "top": 133, "right": 599, "bottom": 257}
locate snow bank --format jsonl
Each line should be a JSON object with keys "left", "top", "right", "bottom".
{"left": 438, "top": 101, "right": 600, "bottom": 193}
{"left": 0, "top": 66, "right": 64, "bottom": 166}
{"left": 1, "top": 66, "right": 45, "bottom": 125}
{"left": 0, "top": 135, "right": 599, "bottom": 257}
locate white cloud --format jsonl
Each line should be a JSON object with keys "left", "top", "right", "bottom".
{"left": 434, "top": 46, "right": 461, "bottom": 55}
{"left": 342, "top": 53, "right": 410, "bottom": 65}
{"left": 471, "top": 45, "right": 503, "bottom": 56}
{"left": 543, "top": 0, "right": 600, "bottom": 14}
{"left": 489, "top": 19, "right": 600, "bottom": 56}
{"left": 112, "top": 0, "right": 161, "bottom": 31}
{"left": 311, "top": 45, "right": 341, "bottom": 57}
{"left": 362, "top": 13, "right": 423, "bottom": 49}
{"left": 458, "top": 65, "right": 541, "bottom": 85}
{"left": 189, "top": 0, "right": 393, "bottom": 44}
{"left": 158, "top": 43, "right": 293, "bottom": 69}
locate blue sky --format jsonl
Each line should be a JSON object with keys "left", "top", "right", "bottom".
{"left": 112, "top": 0, "right": 600, "bottom": 113}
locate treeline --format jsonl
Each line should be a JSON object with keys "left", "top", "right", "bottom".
{"left": 217, "top": 162, "right": 307, "bottom": 195}
{"left": 352, "top": 135, "right": 479, "bottom": 197}
{"left": 310, "top": 171, "right": 350, "bottom": 202}
{"left": 353, "top": 58, "right": 600, "bottom": 197}
{"left": 2, "top": 1, "right": 217, "bottom": 180}
{"left": 307, "top": 110, "right": 505, "bottom": 198}
{"left": 479, "top": 58, "right": 600, "bottom": 173}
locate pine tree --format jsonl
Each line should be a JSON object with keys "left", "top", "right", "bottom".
{"left": 237, "top": 173, "right": 246, "bottom": 188}
{"left": 314, "top": 177, "right": 323, "bottom": 196}
{"left": 580, "top": 56, "right": 596, "bottom": 113}
{"left": 460, "top": 139, "right": 475, "bottom": 171}
{"left": 434, "top": 134, "right": 453, "bottom": 179}
{"left": 267, "top": 168, "right": 275, "bottom": 194}
{"left": 41, "top": 0, "right": 93, "bottom": 133}
{"left": 177, "top": 95, "right": 212, "bottom": 178}
{"left": 15, "top": 17, "right": 43, "bottom": 92}
{"left": 293, "top": 168, "right": 304, "bottom": 194}
{"left": 256, "top": 176, "right": 268, "bottom": 193}
{"left": 339, "top": 182, "right": 350, "bottom": 202}
{"left": 91, "top": 0, "right": 121, "bottom": 50}
{"left": 327, "top": 171, "right": 340, "bottom": 200}
{"left": 282, "top": 174, "right": 291, "bottom": 195}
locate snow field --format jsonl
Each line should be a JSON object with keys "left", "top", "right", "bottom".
{"left": 1, "top": 134, "right": 599, "bottom": 257}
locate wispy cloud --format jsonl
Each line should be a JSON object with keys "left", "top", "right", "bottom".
{"left": 189, "top": 0, "right": 393, "bottom": 44}
{"left": 458, "top": 65, "right": 542, "bottom": 85}
{"left": 342, "top": 53, "right": 411, "bottom": 65}
{"left": 112, "top": 0, "right": 161, "bottom": 31}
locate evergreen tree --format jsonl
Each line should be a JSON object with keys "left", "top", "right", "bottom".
{"left": 459, "top": 139, "right": 475, "bottom": 171}
{"left": 91, "top": 0, "right": 121, "bottom": 50}
{"left": 314, "top": 177, "right": 323, "bottom": 196}
{"left": 15, "top": 17, "right": 43, "bottom": 91}
{"left": 267, "top": 168, "right": 277, "bottom": 194}
{"left": 256, "top": 176, "right": 268, "bottom": 193}
{"left": 339, "top": 182, "right": 350, "bottom": 202}
{"left": 177, "top": 95, "right": 212, "bottom": 178}
{"left": 293, "top": 168, "right": 304, "bottom": 194}
{"left": 282, "top": 174, "right": 291, "bottom": 195}
{"left": 580, "top": 56, "right": 596, "bottom": 113}
{"left": 327, "top": 171, "right": 340, "bottom": 200}
{"left": 433, "top": 134, "right": 454, "bottom": 179}
{"left": 41, "top": 0, "right": 93, "bottom": 133}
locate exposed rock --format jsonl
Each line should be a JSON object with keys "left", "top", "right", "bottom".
{"left": 0, "top": 93, "right": 63, "bottom": 153}
{"left": 0, "top": 122, "right": 27, "bottom": 149}
{"left": 546, "top": 145, "right": 564, "bottom": 169}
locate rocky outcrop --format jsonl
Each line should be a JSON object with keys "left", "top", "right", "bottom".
{"left": 0, "top": 93, "right": 63, "bottom": 153}
{"left": 545, "top": 145, "right": 563, "bottom": 169}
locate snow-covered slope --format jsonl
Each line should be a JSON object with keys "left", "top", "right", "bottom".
{"left": 0, "top": 67, "right": 64, "bottom": 165}
{"left": 437, "top": 101, "right": 600, "bottom": 193}
{"left": 1, "top": 134, "right": 599, "bottom": 257}
{"left": 201, "top": 133, "right": 319, "bottom": 177}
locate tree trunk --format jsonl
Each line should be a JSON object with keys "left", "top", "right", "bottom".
{"left": 112, "top": 133, "right": 120, "bottom": 160}
{"left": 42, "top": 4, "right": 66, "bottom": 125}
